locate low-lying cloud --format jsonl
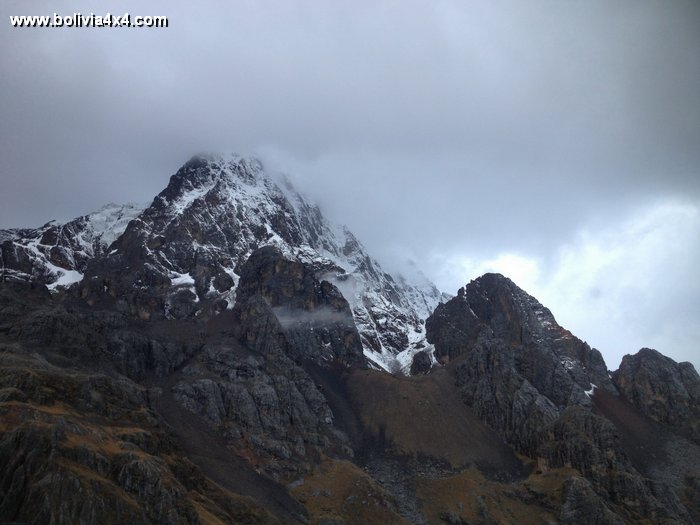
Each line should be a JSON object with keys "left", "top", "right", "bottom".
{"left": 271, "top": 305, "right": 354, "bottom": 330}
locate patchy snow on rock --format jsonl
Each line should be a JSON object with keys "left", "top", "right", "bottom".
{"left": 584, "top": 383, "right": 598, "bottom": 398}
{"left": 46, "top": 269, "right": 84, "bottom": 290}
{"left": 561, "top": 357, "right": 577, "bottom": 371}
{"left": 100, "top": 154, "right": 445, "bottom": 372}
{"left": 170, "top": 272, "right": 196, "bottom": 286}
{"left": 85, "top": 203, "right": 143, "bottom": 247}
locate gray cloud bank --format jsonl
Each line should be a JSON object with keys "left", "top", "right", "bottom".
{"left": 1, "top": 0, "right": 698, "bottom": 369}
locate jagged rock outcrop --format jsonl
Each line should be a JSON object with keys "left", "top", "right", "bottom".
{"left": 559, "top": 477, "right": 624, "bottom": 525}
{"left": 0, "top": 280, "right": 201, "bottom": 382}
{"left": 161, "top": 247, "right": 365, "bottom": 482}
{"left": 169, "top": 341, "right": 351, "bottom": 483}
{"left": 426, "top": 274, "right": 697, "bottom": 523}
{"left": 0, "top": 273, "right": 346, "bottom": 519}
{"left": 427, "top": 274, "right": 612, "bottom": 393}
{"left": 426, "top": 274, "right": 614, "bottom": 453}
{"left": 409, "top": 350, "right": 432, "bottom": 375}
{"left": 613, "top": 348, "right": 700, "bottom": 443}
{"left": 0, "top": 350, "right": 279, "bottom": 525}
{"left": 538, "top": 405, "right": 691, "bottom": 523}
{"left": 452, "top": 338, "right": 560, "bottom": 454}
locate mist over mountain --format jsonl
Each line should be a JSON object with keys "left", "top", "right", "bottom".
{"left": 1, "top": 0, "right": 699, "bottom": 370}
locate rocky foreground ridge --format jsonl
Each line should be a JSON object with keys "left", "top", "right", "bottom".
{"left": 0, "top": 155, "right": 698, "bottom": 524}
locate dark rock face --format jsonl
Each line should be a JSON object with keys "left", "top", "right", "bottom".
{"left": 559, "top": 477, "right": 624, "bottom": 525}
{"left": 169, "top": 342, "right": 349, "bottom": 484}
{"left": 0, "top": 274, "right": 347, "bottom": 521}
{"left": 424, "top": 286, "right": 482, "bottom": 363}
{"left": 153, "top": 247, "right": 366, "bottom": 483}
{"left": 233, "top": 246, "right": 365, "bottom": 367}
{"left": 0, "top": 280, "right": 201, "bottom": 383}
{"left": 409, "top": 350, "right": 432, "bottom": 375}
{"left": 613, "top": 348, "right": 700, "bottom": 443}
{"left": 428, "top": 274, "right": 612, "bottom": 394}
{"left": 427, "top": 274, "right": 614, "bottom": 453}
{"left": 453, "top": 339, "right": 560, "bottom": 454}
{"left": 2, "top": 261, "right": 699, "bottom": 523}
{"left": 538, "top": 406, "right": 691, "bottom": 523}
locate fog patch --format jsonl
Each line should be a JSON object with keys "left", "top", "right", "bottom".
{"left": 271, "top": 305, "right": 354, "bottom": 330}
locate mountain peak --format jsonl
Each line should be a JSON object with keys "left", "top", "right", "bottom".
{"left": 178, "top": 152, "right": 264, "bottom": 180}
{"left": 456, "top": 272, "right": 563, "bottom": 343}
{"left": 74, "top": 155, "right": 444, "bottom": 371}
{"left": 427, "top": 275, "right": 614, "bottom": 405}
{"left": 156, "top": 153, "right": 267, "bottom": 208}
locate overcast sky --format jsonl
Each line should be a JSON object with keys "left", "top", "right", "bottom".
{"left": 1, "top": 0, "right": 699, "bottom": 370}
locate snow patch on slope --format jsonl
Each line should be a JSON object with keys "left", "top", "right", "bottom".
{"left": 170, "top": 272, "right": 196, "bottom": 287}
{"left": 86, "top": 203, "right": 144, "bottom": 247}
{"left": 47, "top": 269, "right": 84, "bottom": 290}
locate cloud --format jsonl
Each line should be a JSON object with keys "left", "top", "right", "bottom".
{"left": 2, "top": 1, "right": 699, "bottom": 227}
{"left": 271, "top": 305, "right": 354, "bottom": 329}
{"left": 434, "top": 201, "right": 700, "bottom": 370}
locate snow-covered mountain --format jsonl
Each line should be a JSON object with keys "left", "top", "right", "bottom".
{"left": 3, "top": 155, "right": 443, "bottom": 371}
{"left": 0, "top": 203, "right": 143, "bottom": 290}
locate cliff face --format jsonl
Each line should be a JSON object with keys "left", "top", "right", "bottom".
{"left": 1, "top": 156, "right": 699, "bottom": 524}
{"left": 426, "top": 273, "right": 613, "bottom": 435}
{"left": 232, "top": 246, "right": 364, "bottom": 367}
{"left": 612, "top": 347, "right": 700, "bottom": 444}
{"left": 2, "top": 268, "right": 699, "bottom": 524}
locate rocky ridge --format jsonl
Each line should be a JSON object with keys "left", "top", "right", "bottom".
{"left": 426, "top": 273, "right": 700, "bottom": 523}
{"left": 0, "top": 203, "right": 142, "bottom": 289}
